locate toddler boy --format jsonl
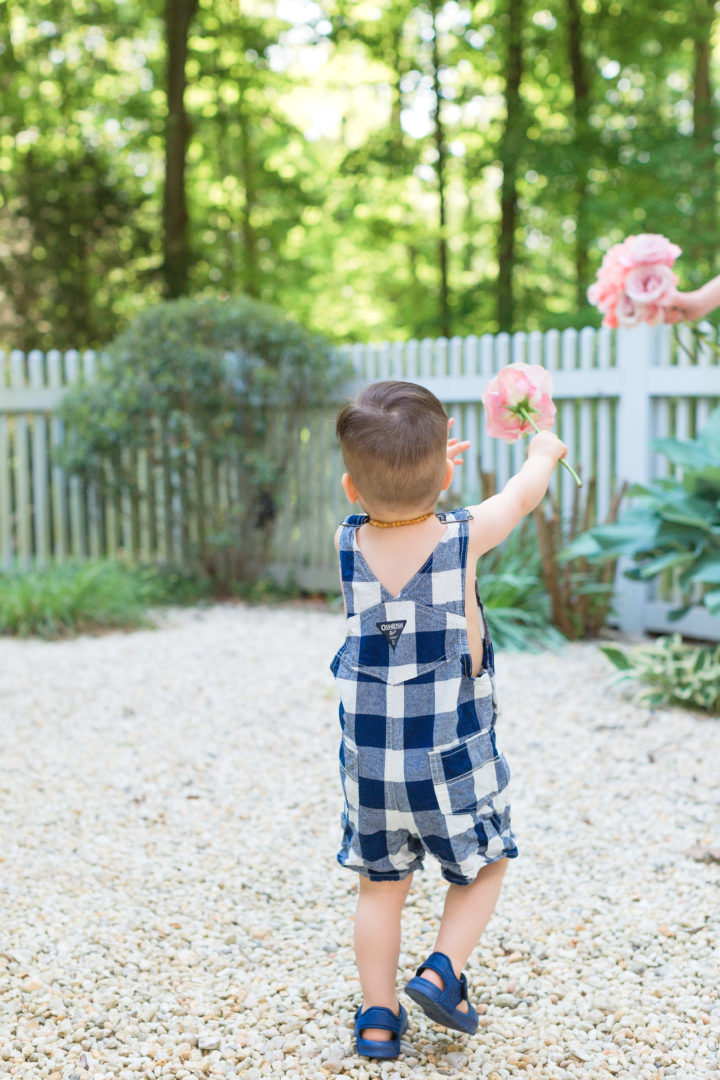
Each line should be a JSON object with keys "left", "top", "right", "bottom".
{"left": 330, "top": 380, "right": 567, "bottom": 1058}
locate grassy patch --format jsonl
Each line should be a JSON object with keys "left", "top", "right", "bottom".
{"left": 0, "top": 561, "right": 211, "bottom": 639}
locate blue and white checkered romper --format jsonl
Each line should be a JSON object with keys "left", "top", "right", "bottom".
{"left": 330, "top": 509, "right": 518, "bottom": 885}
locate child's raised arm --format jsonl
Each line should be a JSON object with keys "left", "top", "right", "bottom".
{"left": 465, "top": 431, "right": 567, "bottom": 557}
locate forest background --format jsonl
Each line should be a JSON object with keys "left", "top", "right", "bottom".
{"left": 1, "top": 0, "right": 719, "bottom": 353}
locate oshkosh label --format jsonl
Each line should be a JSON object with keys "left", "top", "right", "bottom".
{"left": 376, "top": 619, "right": 407, "bottom": 650}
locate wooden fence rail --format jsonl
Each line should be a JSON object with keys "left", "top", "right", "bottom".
{"left": 2, "top": 325, "right": 720, "bottom": 639}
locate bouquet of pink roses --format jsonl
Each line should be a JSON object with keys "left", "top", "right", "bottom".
{"left": 587, "top": 232, "right": 719, "bottom": 357}
{"left": 587, "top": 233, "right": 681, "bottom": 329}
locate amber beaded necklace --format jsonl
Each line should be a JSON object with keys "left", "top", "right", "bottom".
{"left": 366, "top": 511, "right": 435, "bottom": 528}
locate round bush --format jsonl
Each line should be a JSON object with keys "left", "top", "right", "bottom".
{"left": 56, "top": 295, "right": 347, "bottom": 583}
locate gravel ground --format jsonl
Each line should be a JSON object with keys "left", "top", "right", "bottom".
{"left": 1, "top": 602, "right": 719, "bottom": 1080}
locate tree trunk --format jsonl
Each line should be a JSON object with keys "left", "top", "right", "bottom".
{"left": 430, "top": 1, "right": 451, "bottom": 337}
{"left": 163, "top": 0, "right": 198, "bottom": 298}
{"left": 239, "top": 106, "right": 259, "bottom": 297}
{"left": 390, "top": 23, "right": 405, "bottom": 151}
{"left": 566, "top": 0, "right": 591, "bottom": 310}
{"left": 496, "top": 0, "right": 525, "bottom": 332}
{"left": 691, "top": 0, "right": 716, "bottom": 267}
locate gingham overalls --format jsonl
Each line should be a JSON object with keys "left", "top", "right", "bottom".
{"left": 330, "top": 509, "right": 518, "bottom": 885}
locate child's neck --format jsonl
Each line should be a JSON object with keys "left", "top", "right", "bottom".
{"left": 359, "top": 502, "right": 437, "bottom": 526}
{"left": 366, "top": 509, "right": 435, "bottom": 527}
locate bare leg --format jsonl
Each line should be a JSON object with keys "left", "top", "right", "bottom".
{"left": 353, "top": 874, "right": 413, "bottom": 1041}
{"left": 419, "top": 858, "right": 508, "bottom": 1010}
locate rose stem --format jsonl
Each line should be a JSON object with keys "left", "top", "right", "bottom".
{"left": 518, "top": 406, "right": 583, "bottom": 487}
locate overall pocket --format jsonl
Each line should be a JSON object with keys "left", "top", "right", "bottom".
{"left": 429, "top": 728, "right": 510, "bottom": 816}
{"left": 339, "top": 740, "right": 359, "bottom": 815}
{"left": 330, "top": 642, "right": 348, "bottom": 676}
{"left": 337, "top": 599, "right": 463, "bottom": 685}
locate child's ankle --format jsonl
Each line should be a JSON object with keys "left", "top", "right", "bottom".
{"left": 362, "top": 997, "right": 400, "bottom": 1015}
{"left": 420, "top": 968, "right": 444, "bottom": 992}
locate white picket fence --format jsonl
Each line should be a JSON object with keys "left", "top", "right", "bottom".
{"left": 2, "top": 323, "right": 720, "bottom": 639}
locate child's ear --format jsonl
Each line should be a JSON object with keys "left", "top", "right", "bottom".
{"left": 441, "top": 459, "right": 454, "bottom": 492}
{"left": 341, "top": 472, "right": 360, "bottom": 505}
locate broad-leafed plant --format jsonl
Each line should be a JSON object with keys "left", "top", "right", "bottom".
{"left": 601, "top": 635, "right": 720, "bottom": 714}
{"left": 562, "top": 408, "right": 720, "bottom": 621}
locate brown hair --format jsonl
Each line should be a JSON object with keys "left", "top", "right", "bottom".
{"left": 336, "top": 381, "right": 448, "bottom": 509}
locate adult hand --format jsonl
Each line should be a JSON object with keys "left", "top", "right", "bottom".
{"left": 662, "top": 287, "right": 709, "bottom": 324}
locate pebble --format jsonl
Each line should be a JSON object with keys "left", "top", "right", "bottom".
{"left": 197, "top": 1035, "right": 222, "bottom": 1051}
{"left": 443, "top": 1052, "right": 467, "bottom": 1068}
{"left": 0, "top": 605, "right": 718, "bottom": 1080}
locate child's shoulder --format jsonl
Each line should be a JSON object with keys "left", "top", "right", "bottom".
{"left": 333, "top": 513, "right": 368, "bottom": 551}
{"left": 436, "top": 507, "right": 473, "bottom": 523}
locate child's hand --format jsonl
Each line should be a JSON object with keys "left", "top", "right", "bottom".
{"left": 447, "top": 417, "right": 471, "bottom": 466}
{"left": 528, "top": 430, "right": 567, "bottom": 464}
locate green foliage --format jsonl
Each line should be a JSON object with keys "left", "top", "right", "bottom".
{"left": 533, "top": 478, "right": 625, "bottom": 640}
{"left": 600, "top": 634, "right": 720, "bottom": 714}
{"left": 2, "top": 1, "right": 720, "bottom": 347}
{"left": 230, "top": 576, "right": 305, "bottom": 604}
{"left": 562, "top": 409, "right": 720, "bottom": 621}
{"left": 478, "top": 524, "right": 566, "bottom": 652}
{"left": 0, "top": 560, "right": 166, "bottom": 638}
{"left": 147, "top": 565, "right": 215, "bottom": 606}
{"left": 56, "top": 295, "right": 345, "bottom": 583}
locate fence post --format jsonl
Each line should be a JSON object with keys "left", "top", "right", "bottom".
{"left": 613, "top": 324, "right": 657, "bottom": 634}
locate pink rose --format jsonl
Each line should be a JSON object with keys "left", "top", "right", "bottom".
{"left": 588, "top": 279, "right": 622, "bottom": 313}
{"left": 588, "top": 243, "right": 631, "bottom": 316}
{"left": 482, "top": 362, "right": 556, "bottom": 443}
{"left": 481, "top": 362, "right": 582, "bottom": 486}
{"left": 624, "top": 263, "right": 677, "bottom": 305}
{"left": 615, "top": 293, "right": 644, "bottom": 328}
{"left": 642, "top": 302, "right": 664, "bottom": 326}
{"left": 619, "top": 233, "right": 682, "bottom": 269}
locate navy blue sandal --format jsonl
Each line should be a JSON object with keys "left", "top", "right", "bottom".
{"left": 354, "top": 1003, "right": 408, "bottom": 1058}
{"left": 404, "top": 951, "right": 479, "bottom": 1034}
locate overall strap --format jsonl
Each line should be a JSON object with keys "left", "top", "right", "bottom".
{"left": 413, "top": 508, "right": 472, "bottom": 615}
{"left": 337, "top": 514, "right": 375, "bottom": 618}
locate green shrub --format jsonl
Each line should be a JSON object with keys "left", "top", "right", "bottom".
{"left": 479, "top": 523, "right": 566, "bottom": 651}
{"left": 55, "top": 296, "right": 348, "bottom": 585}
{"left": 601, "top": 635, "right": 720, "bottom": 714}
{"left": 562, "top": 408, "right": 720, "bottom": 621}
{"left": 230, "top": 576, "right": 303, "bottom": 604}
{"left": 0, "top": 561, "right": 169, "bottom": 638}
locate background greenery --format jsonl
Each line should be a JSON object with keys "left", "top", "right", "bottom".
{"left": 562, "top": 408, "right": 720, "bottom": 621}
{"left": 2, "top": 0, "right": 719, "bottom": 351}
{"left": 55, "top": 295, "right": 342, "bottom": 586}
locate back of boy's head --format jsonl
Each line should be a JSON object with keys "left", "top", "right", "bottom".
{"left": 336, "top": 381, "right": 448, "bottom": 510}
